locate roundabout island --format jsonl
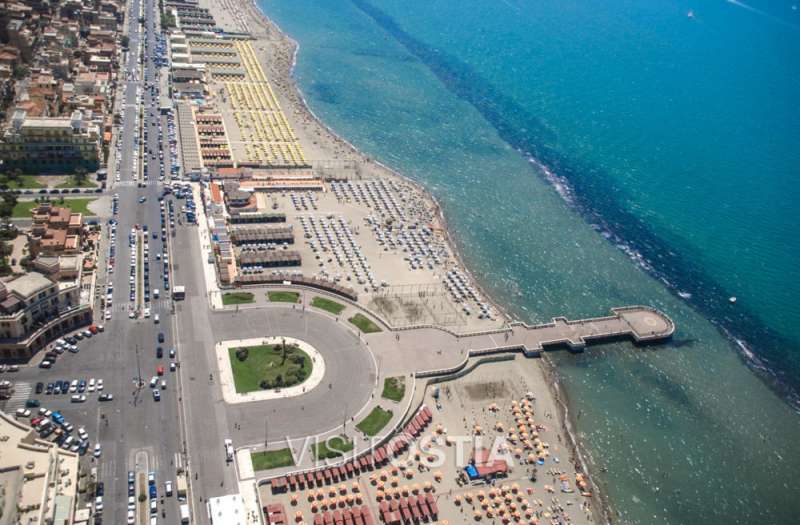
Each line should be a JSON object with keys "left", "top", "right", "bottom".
{"left": 217, "top": 336, "right": 327, "bottom": 403}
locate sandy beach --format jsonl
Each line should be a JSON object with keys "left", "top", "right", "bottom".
{"left": 195, "top": 0, "right": 609, "bottom": 521}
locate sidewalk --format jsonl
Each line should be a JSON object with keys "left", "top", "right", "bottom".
{"left": 192, "top": 182, "right": 223, "bottom": 310}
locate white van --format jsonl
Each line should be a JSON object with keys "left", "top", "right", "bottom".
{"left": 154, "top": 314, "right": 159, "bottom": 324}
{"left": 153, "top": 289, "right": 160, "bottom": 299}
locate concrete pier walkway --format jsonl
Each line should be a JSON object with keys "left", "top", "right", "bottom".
{"left": 506, "top": 305, "right": 675, "bottom": 355}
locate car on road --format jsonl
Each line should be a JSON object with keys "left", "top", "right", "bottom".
{"left": 99, "top": 393, "right": 113, "bottom": 401}
{"left": 71, "top": 395, "right": 86, "bottom": 403}
{"left": 93, "top": 443, "right": 102, "bottom": 457}
{"left": 164, "top": 480, "right": 173, "bottom": 496}
{"left": 156, "top": 347, "right": 163, "bottom": 358}
{"left": 170, "top": 362, "right": 176, "bottom": 372}
{"left": 152, "top": 389, "right": 160, "bottom": 401}
{"left": 169, "top": 348, "right": 175, "bottom": 358}
{"left": 25, "top": 399, "right": 40, "bottom": 408}
{"left": 127, "top": 509, "right": 135, "bottom": 524}
{"left": 157, "top": 332, "right": 164, "bottom": 343}
{"left": 35, "top": 382, "right": 44, "bottom": 394}
{"left": 15, "top": 408, "right": 31, "bottom": 418}
{"left": 224, "top": 439, "right": 234, "bottom": 462}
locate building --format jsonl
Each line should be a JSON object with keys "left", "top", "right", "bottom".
{"left": 0, "top": 272, "right": 90, "bottom": 361}
{"left": 27, "top": 204, "right": 84, "bottom": 258}
{"left": 0, "top": 411, "right": 79, "bottom": 525}
{"left": 0, "top": 109, "right": 100, "bottom": 172}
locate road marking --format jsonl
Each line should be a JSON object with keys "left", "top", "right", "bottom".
{"left": 3, "top": 382, "right": 31, "bottom": 411}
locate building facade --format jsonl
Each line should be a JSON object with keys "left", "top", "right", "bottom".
{"left": 0, "top": 272, "right": 91, "bottom": 361}
{"left": 0, "top": 109, "right": 100, "bottom": 172}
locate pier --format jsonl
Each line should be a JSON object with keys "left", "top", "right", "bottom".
{"left": 464, "top": 306, "right": 675, "bottom": 358}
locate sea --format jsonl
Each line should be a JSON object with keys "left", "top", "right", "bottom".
{"left": 256, "top": 0, "right": 800, "bottom": 522}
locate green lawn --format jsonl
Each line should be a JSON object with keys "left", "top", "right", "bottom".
{"left": 222, "top": 292, "right": 255, "bottom": 305}
{"left": 251, "top": 448, "right": 295, "bottom": 471}
{"left": 312, "top": 436, "right": 354, "bottom": 460}
{"left": 228, "top": 343, "right": 313, "bottom": 393}
{"left": 57, "top": 175, "right": 96, "bottom": 188}
{"left": 311, "top": 296, "right": 345, "bottom": 315}
{"left": 11, "top": 198, "right": 97, "bottom": 218}
{"left": 382, "top": 376, "right": 406, "bottom": 402}
{"left": 356, "top": 406, "right": 393, "bottom": 437}
{"left": 0, "top": 174, "right": 44, "bottom": 189}
{"left": 268, "top": 291, "right": 299, "bottom": 303}
{"left": 349, "top": 313, "right": 382, "bottom": 333}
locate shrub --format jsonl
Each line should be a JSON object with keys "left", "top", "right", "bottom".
{"left": 235, "top": 347, "right": 249, "bottom": 362}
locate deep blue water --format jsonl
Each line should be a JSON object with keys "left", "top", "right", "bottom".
{"left": 258, "top": 0, "right": 800, "bottom": 522}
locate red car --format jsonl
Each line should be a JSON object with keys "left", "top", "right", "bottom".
{"left": 156, "top": 366, "right": 164, "bottom": 376}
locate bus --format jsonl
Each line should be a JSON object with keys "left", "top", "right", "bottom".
{"left": 172, "top": 285, "right": 185, "bottom": 300}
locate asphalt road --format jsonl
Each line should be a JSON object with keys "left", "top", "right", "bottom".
{"left": 89, "top": 0, "right": 186, "bottom": 521}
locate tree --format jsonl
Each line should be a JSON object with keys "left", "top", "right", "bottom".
{"left": 0, "top": 191, "right": 17, "bottom": 220}
{"left": 235, "top": 347, "right": 249, "bottom": 362}
{"left": 74, "top": 166, "right": 88, "bottom": 186}
{"left": 12, "top": 65, "right": 29, "bottom": 80}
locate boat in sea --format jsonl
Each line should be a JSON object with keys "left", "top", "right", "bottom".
{"left": 687, "top": 9, "right": 695, "bottom": 18}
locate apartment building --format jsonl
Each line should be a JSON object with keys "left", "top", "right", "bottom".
{"left": 0, "top": 271, "right": 90, "bottom": 360}
{"left": 0, "top": 109, "right": 100, "bottom": 171}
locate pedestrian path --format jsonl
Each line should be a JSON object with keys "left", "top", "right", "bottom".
{"left": 3, "top": 382, "right": 31, "bottom": 412}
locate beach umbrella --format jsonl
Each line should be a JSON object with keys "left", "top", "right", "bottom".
{"left": 352, "top": 482, "right": 360, "bottom": 492}
{"left": 290, "top": 494, "right": 299, "bottom": 505}
{"left": 473, "top": 510, "right": 483, "bottom": 520}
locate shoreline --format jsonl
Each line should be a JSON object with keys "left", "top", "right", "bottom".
{"left": 211, "top": 0, "right": 611, "bottom": 521}
{"left": 241, "top": 0, "right": 515, "bottom": 329}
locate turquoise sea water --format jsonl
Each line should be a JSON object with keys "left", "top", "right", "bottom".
{"left": 257, "top": 0, "right": 800, "bottom": 522}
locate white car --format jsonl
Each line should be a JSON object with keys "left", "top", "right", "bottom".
{"left": 93, "top": 443, "right": 102, "bottom": 457}
{"left": 15, "top": 408, "right": 30, "bottom": 418}
{"left": 150, "top": 499, "right": 157, "bottom": 514}
{"left": 95, "top": 496, "right": 103, "bottom": 512}
{"left": 97, "top": 379, "right": 104, "bottom": 391}
{"left": 164, "top": 480, "right": 173, "bottom": 496}
{"left": 78, "top": 427, "right": 88, "bottom": 440}
{"left": 128, "top": 496, "right": 136, "bottom": 511}
{"left": 71, "top": 394, "right": 86, "bottom": 403}
{"left": 144, "top": 308, "right": 151, "bottom": 318}
{"left": 127, "top": 509, "right": 135, "bottom": 524}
